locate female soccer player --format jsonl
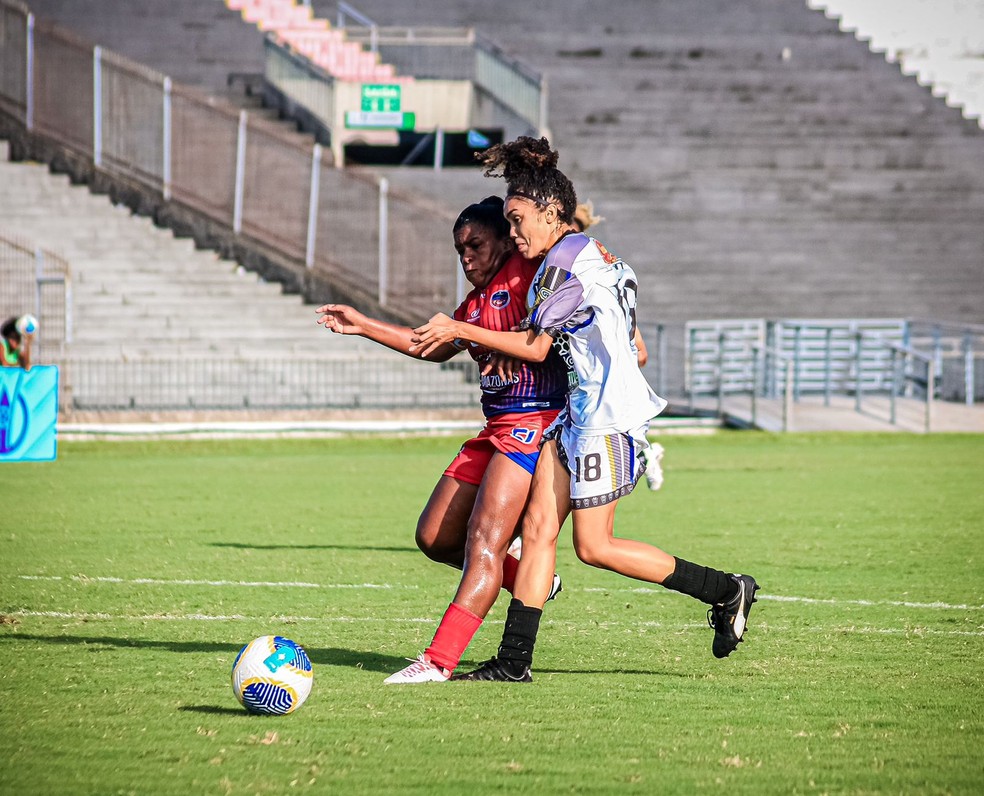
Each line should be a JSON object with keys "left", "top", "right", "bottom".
{"left": 411, "top": 138, "right": 758, "bottom": 682}
{"left": 317, "top": 196, "right": 568, "bottom": 683}
{"left": 572, "top": 199, "right": 663, "bottom": 490}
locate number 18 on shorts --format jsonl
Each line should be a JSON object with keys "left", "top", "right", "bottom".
{"left": 550, "top": 423, "right": 649, "bottom": 509}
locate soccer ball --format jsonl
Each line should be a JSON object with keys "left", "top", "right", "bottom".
{"left": 231, "top": 635, "right": 313, "bottom": 715}
{"left": 16, "top": 314, "right": 38, "bottom": 335}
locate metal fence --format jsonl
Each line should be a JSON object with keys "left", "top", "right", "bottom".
{"left": 0, "top": 230, "right": 71, "bottom": 361}
{"left": 685, "top": 318, "right": 982, "bottom": 429}
{"left": 0, "top": 1, "right": 464, "bottom": 319}
{"left": 57, "top": 356, "right": 479, "bottom": 412}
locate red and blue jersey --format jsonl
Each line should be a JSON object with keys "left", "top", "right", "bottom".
{"left": 453, "top": 252, "right": 569, "bottom": 418}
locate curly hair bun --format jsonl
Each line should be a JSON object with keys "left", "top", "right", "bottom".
{"left": 479, "top": 136, "right": 559, "bottom": 179}
{"left": 477, "top": 136, "right": 576, "bottom": 223}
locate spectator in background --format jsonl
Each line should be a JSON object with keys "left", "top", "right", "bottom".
{"left": 1, "top": 316, "right": 34, "bottom": 370}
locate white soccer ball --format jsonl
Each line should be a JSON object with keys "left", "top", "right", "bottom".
{"left": 231, "top": 635, "right": 313, "bottom": 715}
{"left": 16, "top": 314, "right": 38, "bottom": 335}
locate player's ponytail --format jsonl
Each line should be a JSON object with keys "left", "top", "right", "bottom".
{"left": 478, "top": 136, "right": 577, "bottom": 224}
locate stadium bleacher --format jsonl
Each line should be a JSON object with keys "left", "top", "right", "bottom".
{"left": 0, "top": 138, "right": 480, "bottom": 414}
{"left": 3, "top": 0, "right": 982, "bottom": 424}
{"left": 322, "top": 0, "right": 983, "bottom": 390}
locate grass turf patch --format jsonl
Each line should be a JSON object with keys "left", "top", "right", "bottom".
{"left": 1, "top": 433, "right": 982, "bottom": 794}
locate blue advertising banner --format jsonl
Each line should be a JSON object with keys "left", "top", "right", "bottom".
{"left": 0, "top": 365, "right": 59, "bottom": 462}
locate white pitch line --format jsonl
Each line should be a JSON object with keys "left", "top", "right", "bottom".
{"left": 5, "top": 610, "right": 984, "bottom": 636}
{"left": 8, "top": 610, "right": 435, "bottom": 623}
{"left": 17, "top": 575, "right": 417, "bottom": 590}
{"left": 14, "top": 575, "right": 982, "bottom": 611}
{"left": 581, "top": 587, "right": 983, "bottom": 611}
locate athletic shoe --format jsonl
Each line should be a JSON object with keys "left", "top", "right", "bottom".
{"left": 707, "top": 574, "right": 759, "bottom": 659}
{"left": 506, "top": 537, "right": 564, "bottom": 602}
{"left": 383, "top": 654, "right": 451, "bottom": 684}
{"left": 450, "top": 657, "right": 532, "bottom": 683}
{"left": 641, "top": 442, "right": 665, "bottom": 491}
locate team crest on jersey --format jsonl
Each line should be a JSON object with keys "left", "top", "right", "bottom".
{"left": 511, "top": 427, "right": 537, "bottom": 445}
{"left": 594, "top": 240, "right": 618, "bottom": 265}
{"left": 489, "top": 290, "right": 510, "bottom": 310}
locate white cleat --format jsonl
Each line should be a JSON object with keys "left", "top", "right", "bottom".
{"left": 383, "top": 655, "right": 450, "bottom": 684}
{"left": 642, "top": 442, "right": 665, "bottom": 491}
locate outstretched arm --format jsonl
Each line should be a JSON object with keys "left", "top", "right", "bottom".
{"left": 411, "top": 313, "right": 554, "bottom": 362}
{"left": 316, "top": 303, "right": 458, "bottom": 362}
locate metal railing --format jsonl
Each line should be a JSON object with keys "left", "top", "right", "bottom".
{"left": 0, "top": 230, "right": 71, "bottom": 361}
{"left": 0, "top": 4, "right": 461, "bottom": 318}
{"left": 334, "top": 0, "right": 546, "bottom": 134}
{"left": 887, "top": 343, "right": 934, "bottom": 433}
{"left": 336, "top": 1, "right": 378, "bottom": 53}
{"left": 54, "top": 356, "right": 481, "bottom": 412}
{"left": 907, "top": 319, "right": 984, "bottom": 405}
{"left": 685, "top": 318, "right": 976, "bottom": 431}
{"left": 749, "top": 344, "right": 794, "bottom": 432}
{"left": 272, "top": 11, "right": 547, "bottom": 151}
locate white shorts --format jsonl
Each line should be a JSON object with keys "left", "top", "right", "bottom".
{"left": 544, "top": 413, "right": 651, "bottom": 509}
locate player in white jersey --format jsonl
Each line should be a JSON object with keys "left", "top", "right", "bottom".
{"left": 525, "top": 231, "right": 665, "bottom": 435}
{"left": 572, "top": 201, "right": 663, "bottom": 490}
{"left": 411, "top": 136, "right": 759, "bottom": 681}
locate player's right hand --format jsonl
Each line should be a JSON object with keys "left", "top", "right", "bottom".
{"left": 316, "top": 303, "right": 365, "bottom": 336}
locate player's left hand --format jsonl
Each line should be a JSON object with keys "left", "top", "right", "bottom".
{"left": 410, "top": 313, "right": 459, "bottom": 357}
{"left": 482, "top": 354, "right": 520, "bottom": 383}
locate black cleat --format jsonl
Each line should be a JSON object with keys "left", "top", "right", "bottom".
{"left": 708, "top": 574, "right": 759, "bottom": 659}
{"left": 450, "top": 657, "right": 533, "bottom": 682}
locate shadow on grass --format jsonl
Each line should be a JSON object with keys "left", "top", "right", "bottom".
{"left": 179, "top": 706, "right": 244, "bottom": 716}
{"left": 454, "top": 659, "right": 692, "bottom": 678}
{"left": 535, "top": 667, "right": 693, "bottom": 677}
{"left": 0, "top": 632, "right": 409, "bottom": 673}
{"left": 210, "top": 542, "right": 418, "bottom": 553}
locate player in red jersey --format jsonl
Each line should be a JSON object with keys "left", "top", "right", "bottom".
{"left": 316, "top": 196, "right": 569, "bottom": 683}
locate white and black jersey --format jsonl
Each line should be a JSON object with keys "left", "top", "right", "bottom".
{"left": 521, "top": 232, "right": 667, "bottom": 435}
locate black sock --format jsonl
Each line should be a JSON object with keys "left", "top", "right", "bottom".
{"left": 497, "top": 598, "right": 542, "bottom": 674}
{"left": 662, "top": 557, "right": 738, "bottom": 605}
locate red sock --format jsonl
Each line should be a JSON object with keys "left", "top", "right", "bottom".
{"left": 501, "top": 553, "right": 520, "bottom": 594}
{"left": 425, "top": 603, "right": 483, "bottom": 672}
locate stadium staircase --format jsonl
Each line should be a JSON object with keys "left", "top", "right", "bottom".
{"left": 0, "top": 139, "right": 479, "bottom": 415}
{"left": 226, "top": 0, "right": 400, "bottom": 84}
{"left": 8, "top": 0, "right": 983, "bottom": 425}
{"left": 310, "top": 0, "right": 984, "bottom": 397}
{"left": 807, "top": 0, "right": 984, "bottom": 127}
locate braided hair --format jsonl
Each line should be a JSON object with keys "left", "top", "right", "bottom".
{"left": 453, "top": 195, "right": 510, "bottom": 240}
{"left": 478, "top": 136, "right": 577, "bottom": 224}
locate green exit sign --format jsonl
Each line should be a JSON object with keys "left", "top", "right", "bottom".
{"left": 361, "top": 84, "right": 401, "bottom": 113}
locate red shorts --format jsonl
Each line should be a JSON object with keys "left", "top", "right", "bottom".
{"left": 443, "top": 410, "right": 561, "bottom": 486}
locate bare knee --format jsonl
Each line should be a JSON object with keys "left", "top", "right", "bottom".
{"left": 573, "top": 537, "right": 610, "bottom": 569}
{"left": 415, "top": 518, "right": 461, "bottom": 565}
{"left": 463, "top": 517, "right": 511, "bottom": 571}
{"left": 519, "top": 508, "right": 559, "bottom": 550}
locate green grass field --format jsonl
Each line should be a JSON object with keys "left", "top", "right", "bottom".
{"left": 2, "top": 432, "right": 982, "bottom": 795}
